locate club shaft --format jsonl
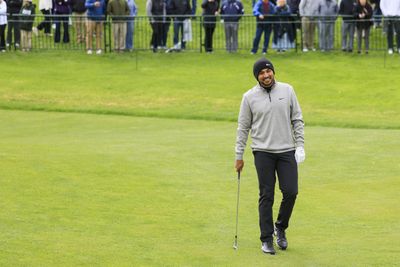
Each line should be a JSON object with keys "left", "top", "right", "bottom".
{"left": 234, "top": 172, "right": 241, "bottom": 245}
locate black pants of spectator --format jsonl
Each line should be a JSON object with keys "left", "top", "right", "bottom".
{"left": 386, "top": 18, "right": 400, "bottom": 51}
{"left": 7, "top": 14, "right": 20, "bottom": 47}
{"left": 253, "top": 150, "right": 298, "bottom": 242}
{"left": 0, "top": 24, "right": 6, "bottom": 50}
{"left": 162, "top": 20, "right": 171, "bottom": 47}
{"left": 150, "top": 21, "right": 164, "bottom": 51}
{"left": 54, "top": 15, "right": 70, "bottom": 43}
{"left": 204, "top": 26, "right": 215, "bottom": 52}
{"left": 288, "top": 15, "right": 299, "bottom": 43}
{"left": 37, "top": 9, "right": 52, "bottom": 34}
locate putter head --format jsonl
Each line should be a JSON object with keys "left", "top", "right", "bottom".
{"left": 233, "top": 239, "right": 238, "bottom": 250}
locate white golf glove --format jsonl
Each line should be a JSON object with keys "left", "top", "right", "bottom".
{"left": 295, "top": 147, "right": 305, "bottom": 164}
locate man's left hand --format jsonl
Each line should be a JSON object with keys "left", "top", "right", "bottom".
{"left": 295, "top": 147, "right": 305, "bottom": 164}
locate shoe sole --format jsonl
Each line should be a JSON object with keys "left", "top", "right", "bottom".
{"left": 261, "top": 246, "right": 276, "bottom": 255}
{"left": 277, "top": 244, "right": 287, "bottom": 250}
{"left": 262, "top": 250, "right": 276, "bottom": 255}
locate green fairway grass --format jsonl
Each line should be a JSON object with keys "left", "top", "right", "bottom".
{"left": 1, "top": 51, "right": 399, "bottom": 129}
{"left": 0, "top": 110, "right": 399, "bottom": 266}
{"left": 1, "top": 50, "right": 400, "bottom": 266}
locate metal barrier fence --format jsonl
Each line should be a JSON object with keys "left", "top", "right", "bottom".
{"left": 1, "top": 14, "right": 393, "bottom": 53}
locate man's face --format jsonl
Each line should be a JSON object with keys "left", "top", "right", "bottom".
{"left": 257, "top": 68, "right": 275, "bottom": 87}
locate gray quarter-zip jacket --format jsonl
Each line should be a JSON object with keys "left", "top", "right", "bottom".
{"left": 235, "top": 81, "right": 304, "bottom": 160}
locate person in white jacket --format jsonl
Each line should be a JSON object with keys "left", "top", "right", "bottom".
{"left": 380, "top": 0, "right": 400, "bottom": 54}
{"left": 0, "top": 0, "right": 7, "bottom": 51}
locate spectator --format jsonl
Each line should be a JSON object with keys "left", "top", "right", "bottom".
{"left": 126, "top": 0, "right": 137, "bottom": 51}
{"left": 191, "top": 0, "right": 197, "bottom": 15}
{"left": 299, "top": 0, "right": 319, "bottom": 52}
{"left": 251, "top": 0, "right": 276, "bottom": 54}
{"left": 71, "top": 0, "right": 87, "bottom": 44}
{"left": 53, "top": 0, "right": 72, "bottom": 43}
{"left": 0, "top": 0, "right": 6, "bottom": 52}
{"left": 85, "top": 0, "right": 105, "bottom": 54}
{"left": 147, "top": 0, "right": 166, "bottom": 52}
{"left": 6, "top": 0, "right": 22, "bottom": 49}
{"left": 317, "top": 0, "right": 338, "bottom": 52}
{"left": 201, "top": 0, "right": 219, "bottom": 53}
{"left": 355, "top": 0, "right": 372, "bottom": 54}
{"left": 339, "top": 0, "right": 357, "bottom": 52}
{"left": 220, "top": 0, "right": 244, "bottom": 53}
{"left": 370, "top": 0, "right": 381, "bottom": 28}
{"left": 162, "top": 0, "right": 172, "bottom": 48}
{"left": 273, "top": 0, "right": 293, "bottom": 52}
{"left": 287, "top": 0, "right": 299, "bottom": 16}
{"left": 19, "top": 0, "right": 35, "bottom": 52}
{"left": 107, "top": 0, "right": 130, "bottom": 52}
{"left": 170, "top": 0, "right": 192, "bottom": 50}
{"left": 380, "top": 0, "right": 400, "bottom": 54}
{"left": 34, "top": 0, "right": 53, "bottom": 36}
{"left": 286, "top": 0, "right": 300, "bottom": 44}
{"left": 253, "top": 0, "right": 275, "bottom": 7}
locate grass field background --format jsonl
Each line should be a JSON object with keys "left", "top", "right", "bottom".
{"left": 1, "top": 52, "right": 399, "bottom": 128}
{"left": 1, "top": 51, "right": 400, "bottom": 266}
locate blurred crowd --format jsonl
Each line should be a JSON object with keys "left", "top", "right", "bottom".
{"left": 0, "top": 0, "right": 398, "bottom": 54}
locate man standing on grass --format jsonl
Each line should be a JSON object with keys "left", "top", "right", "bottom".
{"left": 107, "top": 0, "right": 130, "bottom": 52}
{"left": 235, "top": 58, "right": 305, "bottom": 255}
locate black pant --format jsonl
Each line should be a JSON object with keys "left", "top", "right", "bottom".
{"left": 0, "top": 24, "right": 6, "bottom": 50}
{"left": 204, "top": 26, "right": 215, "bottom": 52}
{"left": 386, "top": 18, "right": 400, "bottom": 50}
{"left": 150, "top": 21, "right": 164, "bottom": 50}
{"left": 7, "top": 13, "right": 20, "bottom": 46}
{"left": 37, "top": 9, "right": 52, "bottom": 34}
{"left": 54, "top": 15, "right": 70, "bottom": 43}
{"left": 253, "top": 150, "right": 298, "bottom": 242}
{"left": 162, "top": 20, "right": 171, "bottom": 47}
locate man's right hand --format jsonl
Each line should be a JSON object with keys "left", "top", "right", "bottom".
{"left": 235, "top": 159, "right": 244, "bottom": 173}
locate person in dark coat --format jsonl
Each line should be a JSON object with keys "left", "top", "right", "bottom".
{"left": 147, "top": 0, "right": 166, "bottom": 52}
{"left": 339, "top": 0, "right": 357, "bottom": 52}
{"left": 170, "top": 0, "right": 191, "bottom": 50}
{"left": 355, "top": 0, "right": 373, "bottom": 54}
{"left": 201, "top": 0, "right": 219, "bottom": 53}
{"left": 6, "top": 0, "right": 23, "bottom": 49}
{"left": 53, "top": 0, "right": 72, "bottom": 43}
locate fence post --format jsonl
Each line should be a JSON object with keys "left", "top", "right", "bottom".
{"left": 108, "top": 18, "right": 112, "bottom": 53}
{"left": 103, "top": 18, "right": 107, "bottom": 53}
{"left": 199, "top": 16, "right": 203, "bottom": 53}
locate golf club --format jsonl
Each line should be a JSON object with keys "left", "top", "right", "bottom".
{"left": 233, "top": 171, "right": 241, "bottom": 250}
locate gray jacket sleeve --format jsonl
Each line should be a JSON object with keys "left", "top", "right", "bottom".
{"left": 290, "top": 89, "right": 305, "bottom": 148}
{"left": 235, "top": 95, "right": 252, "bottom": 160}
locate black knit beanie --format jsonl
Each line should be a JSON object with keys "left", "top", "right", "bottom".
{"left": 253, "top": 58, "right": 275, "bottom": 79}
